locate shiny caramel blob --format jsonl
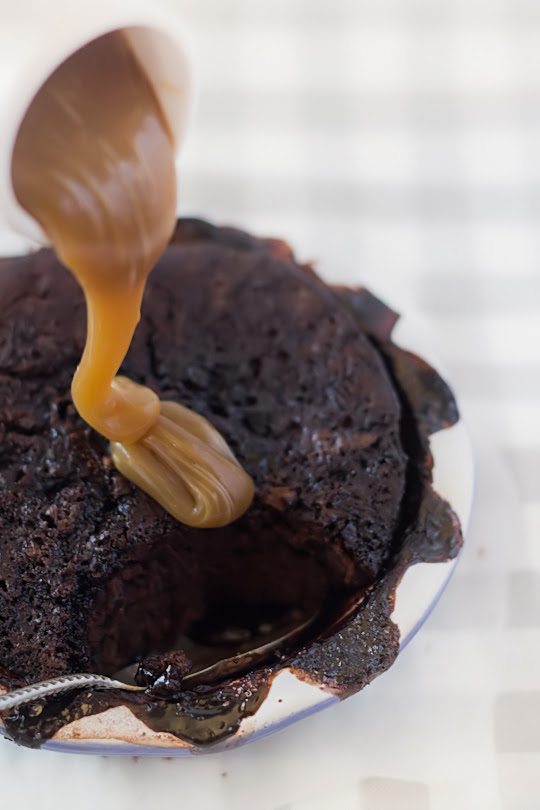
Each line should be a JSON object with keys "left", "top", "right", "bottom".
{"left": 112, "top": 398, "right": 254, "bottom": 527}
{"left": 12, "top": 31, "right": 253, "bottom": 527}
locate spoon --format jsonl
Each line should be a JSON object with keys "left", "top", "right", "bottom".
{"left": 0, "top": 612, "right": 319, "bottom": 712}
{"left": 0, "top": 592, "right": 365, "bottom": 713}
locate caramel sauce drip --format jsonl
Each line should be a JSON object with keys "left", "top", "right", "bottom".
{"left": 111, "top": 400, "right": 254, "bottom": 528}
{"left": 12, "top": 31, "right": 253, "bottom": 527}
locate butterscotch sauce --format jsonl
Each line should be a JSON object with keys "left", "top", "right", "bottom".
{"left": 12, "top": 31, "right": 254, "bottom": 527}
{"left": 111, "top": 400, "right": 254, "bottom": 527}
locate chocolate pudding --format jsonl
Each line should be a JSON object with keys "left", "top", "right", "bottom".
{"left": 0, "top": 219, "right": 462, "bottom": 748}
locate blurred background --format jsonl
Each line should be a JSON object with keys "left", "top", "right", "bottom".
{"left": 174, "top": 0, "right": 540, "bottom": 320}
{"left": 2, "top": 1, "right": 539, "bottom": 808}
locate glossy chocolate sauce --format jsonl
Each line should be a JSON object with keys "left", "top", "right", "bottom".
{"left": 1, "top": 677, "right": 271, "bottom": 750}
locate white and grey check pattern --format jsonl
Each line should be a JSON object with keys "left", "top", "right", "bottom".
{"left": 1, "top": 0, "right": 539, "bottom": 808}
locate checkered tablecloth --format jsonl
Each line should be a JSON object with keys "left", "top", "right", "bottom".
{"left": 1, "top": 1, "right": 539, "bottom": 808}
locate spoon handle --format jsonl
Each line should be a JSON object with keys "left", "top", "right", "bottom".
{"left": 0, "top": 673, "right": 144, "bottom": 713}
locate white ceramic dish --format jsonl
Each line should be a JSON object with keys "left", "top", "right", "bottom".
{"left": 0, "top": 256, "right": 474, "bottom": 755}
